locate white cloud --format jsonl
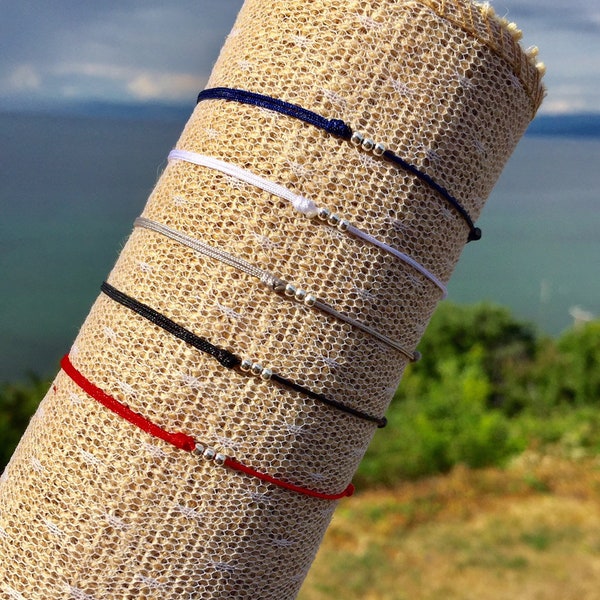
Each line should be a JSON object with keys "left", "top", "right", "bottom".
{"left": 541, "top": 98, "right": 588, "bottom": 115}
{"left": 538, "top": 81, "right": 599, "bottom": 114}
{"left": 50, "top": 61, "right": 204, "bottom": 102}
{"left": 4, "top": 64, "right": 41, "bottom": 91}
{"left": 127, "top": 72, "right": 204, "bottom": 101}
{"left": 0, "top": 1, "right": 598, "bottom": 113}
{"left": 54, "top": 62, "right": 133, "bottom": 79}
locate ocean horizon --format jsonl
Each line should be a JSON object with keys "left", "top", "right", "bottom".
{"left": 1, "top": 110, "right": 599, "bottom": 382}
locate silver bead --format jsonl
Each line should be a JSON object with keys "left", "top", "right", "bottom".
{"left": 214, "top": 453, "right": 227, "bottom": 466}
{"left": 338, "top": 219, "right": 349, "bottom": 232}
{"left": 251, "top": 363, "right": 263, "bottom": 376}
{"left": 373, "top": 142, "right": 386, "bottom": 156}
{"left": 261, "top": 368, "right": 273, "bottom": 381}
{"left": 203, "top": 447, "right": 216, "bottom": 461}
{"left": 304, "top": 294, "right": 316, "bottom": 307}
{"left": 327, "top": 213, "right": 341, "bottom": 227}
{"left": 193, "top": 443, "right": 205, "bottom": 456}
{"left": 284, "top": 283, "right": 297, "bottom": 297}
{"left": 295, "top": 288, "right": 307, "bottom": 302}
{"left": 413, "top": 351, "right": 422, "bottom": 362}
{"left": 317, "top": 207, "right": 330, "bottom": 221}
{"left": 350, "top": 131, "right": 364, "bottom": 146}
{"left": 361, "top": 138, "right": 375, "bottom": 152}
{"left": 240, "top": 358, "right": 253, "bottom": 372}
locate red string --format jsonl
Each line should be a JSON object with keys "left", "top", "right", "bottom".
{"left": 224, "top": 457, "right": 354, "bottom": 500}
{"left": 60, "top": 354, "right": 354, "bottom": 501}
{"left": 60, "top": 354, "right": 196, "bottom": 452}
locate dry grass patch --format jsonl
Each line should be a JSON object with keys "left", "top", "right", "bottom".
{"left": 299, "top": 453, "right": 600, "bottom": 599}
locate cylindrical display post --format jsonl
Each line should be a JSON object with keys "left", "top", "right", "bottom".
{"left": 0, "top": 1, "right": 543, "bottom": 598}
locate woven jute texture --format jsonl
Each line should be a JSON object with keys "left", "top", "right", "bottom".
{"left": 0, "top": 1, "right": 544, "bottom": 598}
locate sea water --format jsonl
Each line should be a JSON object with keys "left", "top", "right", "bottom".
{"left": 1, "top": 112, "right": 599, "bottom": 381}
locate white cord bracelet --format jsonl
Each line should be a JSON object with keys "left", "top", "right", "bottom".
{"left": 167, "top": 148, "right": 447, "bottom": 299}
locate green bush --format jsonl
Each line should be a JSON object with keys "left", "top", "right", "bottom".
{"left": 0, "top": 376, "right": 49, "bottom": 471}
{"left": 554, "top": 321, "right": 600, "bottom": 405}
{"left": 358, "top": 304, "right": 600, "bottom": 486}
{"left": 356, "top": 346, "right": 522, "bottom": 485}
{"left": 416, "top": 302, "right": 538, "bottom": 415}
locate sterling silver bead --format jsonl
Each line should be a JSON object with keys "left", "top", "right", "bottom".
{"left": 284, "top": 283, "right": 297, "bottom": 297}
{"left": 251, "top": 363, "right": 263, "bottom": 376}
{"left": 328, "top": 213, "right": 341, "bottom": 227}
{"left": 203, "top": 447, "right": 216, "bottom": 461}
{"left": 350, "top": 131, "right": 364, "bottom": 146}
{"left": 272, "top": 278, "right": 287, "bottom": 293}
{"left": 362, "top": 138, "right": 375, "bottom": 152}
{"left": 373, "top": 142, "right": 386, "bottom": 156}
{"left": 317, "top": 207, "right": 330, "bottom": 221}
{"left": 193, "top": 443, "right": 205, "bottom": 456}
{"left": 304, "top": 294, "right": 317, "bottom": 307}
{"left": 338, "top": 219, "right": 350, "bottom": 232}
{"left": 240, "top": 359, "right": 253, "bottom": 372}
{"left": 214, "top": 453, "right": 227, "bottom": 466}
{"left": 260, "top": 368, "right": 273, "bottom": 381}
{"left": 295, "top": 288, "right": 307, "bottom": 302}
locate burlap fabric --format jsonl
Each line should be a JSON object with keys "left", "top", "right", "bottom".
{"left": 0, "top": 1, "right": 544, "bottom": 598}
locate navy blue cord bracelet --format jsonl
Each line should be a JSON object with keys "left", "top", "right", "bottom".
{"left": 197, "top": 87, "right": 481, "bottom": 242}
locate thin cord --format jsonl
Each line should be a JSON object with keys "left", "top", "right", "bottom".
{"left": 60, "top": 354, "right": 354, "bottom": 500}
{"left": 197, "top": 86, "right": 353, "bottom": 139}
{"left": 135, "top": 217, "right": 420, "bottom": 360}
{"left": 167, "top": 149, "right": 447, "bottom": 298}
{"left": 135, "top": 217, "right": 280, "bottom": 288}
{"left": 197, "top": 87, "right": 481, "bottom": 242}
{"left": 100, "top": 281, "right": 387, "bottom": 427}
{"left": 169, "top": 149, "right": 319, "bottom": 215}
{"left": 101, "top": 282, "right": 240, "bottom": 370}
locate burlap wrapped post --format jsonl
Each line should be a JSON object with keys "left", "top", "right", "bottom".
{"left": 0, "top": 1, "right": 544, "bottom": 598}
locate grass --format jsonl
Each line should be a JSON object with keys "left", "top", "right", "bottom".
{"left": 298, "top": 452, "right": 600, "bottom": 600}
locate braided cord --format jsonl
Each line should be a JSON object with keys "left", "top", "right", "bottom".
{"left": 135, "top": 217, "right": 280, "bottom": 289}
{"left": 197, "top": 87, "right": 353, "bottom": 140}
{"left": 100, "top": 282, "right": 240, "bottom": 369}
{"left": 166, "top": 150, "right": 447, "bottom": 298}
{"left": 101, "top": 281, "right": 387, "bottom": 427}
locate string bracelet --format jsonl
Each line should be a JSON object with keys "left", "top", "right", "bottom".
{"left": 196, "top": 87, "right": 481, "bottom": 242}
{"left": 135, "top": 217, "right": 421, "bottom": 361}
{"left": 167, "top": 149, "right": 447, "bottom": 299}
{"left": 60, "top": 354, "right": 354, "bottom": 500}
{"left": 100, "top": 281, "right": 388, "bottom": 427}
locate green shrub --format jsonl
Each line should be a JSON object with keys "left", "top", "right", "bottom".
{"left": 413, "top": 302, "right": 539, "bottom": 417}
{"left": 356, "top": 347, "right": 523, "bottom": 485}
{"left": 357, "top": 305, "right": 600, "bottom": 487}
{"left": 0, "top": 376, "right": 48, "bottom": 471}
{"left": 554, "top": 321, "right": 600, "bottom": 405}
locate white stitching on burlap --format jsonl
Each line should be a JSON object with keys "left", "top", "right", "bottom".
{"left": 1, "top": 583, "right": 27, "bottom": 600}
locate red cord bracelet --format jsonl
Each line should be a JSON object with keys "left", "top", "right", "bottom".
{"left": 60, "top": 354, "right": 354, "bottom": 501}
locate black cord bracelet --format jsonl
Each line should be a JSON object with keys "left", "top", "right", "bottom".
{"left": 100, "top": 282, "right": 387, "bottom": 428}
{"left": 197, "top": 86, "right": 481, "bottom": 242}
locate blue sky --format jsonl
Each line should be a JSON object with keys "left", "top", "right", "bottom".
{"left": 0, "top": 0, "right": 598, "bottom": 115}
